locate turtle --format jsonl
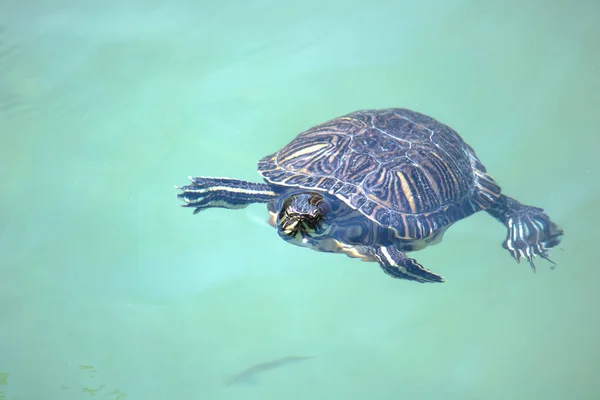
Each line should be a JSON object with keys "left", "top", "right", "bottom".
{"left": 177, "top": 108, "right": 564, "bottom": 283}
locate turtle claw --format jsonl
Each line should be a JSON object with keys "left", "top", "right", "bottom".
{"left": 502, "top": 206, "right": 564, "bottom": 272}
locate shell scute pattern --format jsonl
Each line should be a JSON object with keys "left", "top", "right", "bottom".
{"left": 258, "top": 108, "right": 501, "bottom": 240}
{"left": 350, "top": 127, "right": 411, "bottom": 163}
{"left": 335, "top": 152, "right": 377, "bottom": 185}
{"left": 334, "top": 183, "right": 364, "bottom": 209}
{"left": 275, "top": 125, "right": 352, "bottom": 177}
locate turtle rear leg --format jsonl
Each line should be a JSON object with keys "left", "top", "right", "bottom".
{"left": 177, "top": 176, "right": 277, "bottom": 214}
{"left": 373, "top": 246, "right": 444, "bottom": 283}
{"left": 486, "top": 194, "right": 564, "bottom": 271}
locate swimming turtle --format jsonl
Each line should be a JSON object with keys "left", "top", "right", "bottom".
{"left": 177, "top": 108, "right": 563, "bottom": 282}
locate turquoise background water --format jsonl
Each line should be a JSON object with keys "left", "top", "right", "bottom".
{"left": 1, "top": 1, "right": 599, "bottom": 399}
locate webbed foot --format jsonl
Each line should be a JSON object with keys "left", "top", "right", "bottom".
{"left": 503, "top": 206, "right": 564, "bottom": 272}
{"left": 487, "top": 194, "right": 564, "bottom": 272}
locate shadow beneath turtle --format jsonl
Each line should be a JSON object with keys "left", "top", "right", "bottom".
{"left": 224, "top": 356, "right": 313, "bottom": 387}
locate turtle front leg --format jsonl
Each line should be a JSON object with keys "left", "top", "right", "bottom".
{"left": 177, "top": 176, "right": 277, "bottom": 214}
{"left": 373, "top": 246, "right": 445, "bottom": 283}
{"left": 486, "top": 194, "right": 564, "bottom": 271}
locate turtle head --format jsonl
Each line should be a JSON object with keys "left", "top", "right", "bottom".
{"left": 277, "top": 192, "right": 332, "bottom": 246}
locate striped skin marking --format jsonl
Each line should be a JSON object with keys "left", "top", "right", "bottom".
{"left": 177, "top": 176, "right": 277, "bottom": 214}
{"left": 506, "top": 217, "right": 546, "bottom": 272}
{"left": 486, "top": 194, "right": 563, "bottom": 272}
{"left": 312, "top": 238, "right": 374, "bottom": 261}
{"left": 465, "top": 148, "right": 501, "bottom": 209}
{"left": 338, "top": 243, "right": 372, "bottom": 260}
{"left": 281, "top": 219, "right": 299, "bottom": 236}
{"left": 504, "top": 214, "right": 561, "bottom": 272}
{"left": 189, "top": 200, "right": 248, "bottom": 210}
{"left": 181, "top": 185, "right": 275, "bottom": 197}
{"left": 472, "top": 169, "right": 500, "bottom": 206}
{"left": 374, "top": 246, "right": 444, "bottom": 283}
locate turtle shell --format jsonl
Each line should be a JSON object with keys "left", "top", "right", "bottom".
{"left": 258, "top": 109, "right": 501, "bottom": 240}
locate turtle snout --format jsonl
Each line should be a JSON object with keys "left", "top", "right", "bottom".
{"left": 280, "top": 218, "right": 300, "bottom": 237}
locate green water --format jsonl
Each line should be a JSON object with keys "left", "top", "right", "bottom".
{"left": 1, "top": 1, "right": 599, "bottom": 399}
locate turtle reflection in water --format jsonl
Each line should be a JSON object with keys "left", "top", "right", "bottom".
{"left": 177, "top": 109, "right": 563, "bottom": 282}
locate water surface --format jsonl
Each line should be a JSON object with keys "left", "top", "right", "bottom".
{"left": 1, "top": 1, "right": 599, "bottom": 399}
